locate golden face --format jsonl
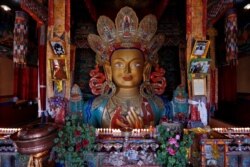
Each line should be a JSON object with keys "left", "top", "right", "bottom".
{"left": 111, "top": 49, "right": 144, "bottom": 88}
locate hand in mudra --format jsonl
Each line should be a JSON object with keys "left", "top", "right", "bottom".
{"left": 126, "top": 107, "right": 144, "bottom": 129}
{"left": 111, "top": 106, "right": 144, "bottom": 129}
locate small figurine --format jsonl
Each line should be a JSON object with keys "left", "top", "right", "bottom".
{"left": 69, "top": 84, "right": 84, "bottom": 113}
{"left": 171, "top": 85, "right": 189, "bottom": 122}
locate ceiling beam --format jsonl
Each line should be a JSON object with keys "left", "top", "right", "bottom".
{"left": 20, "top": 0, "right": 48, "bottom": 25}
{"left": 207, "top": 1, "right": 233, "bottom": 26}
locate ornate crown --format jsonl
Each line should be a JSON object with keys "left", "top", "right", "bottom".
{"left": 87, "top": 6, "right": 165, "bottom": 65}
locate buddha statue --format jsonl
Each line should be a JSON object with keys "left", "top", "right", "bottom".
{"left": 77, "top": 7, "right": 170, "bottom": 128}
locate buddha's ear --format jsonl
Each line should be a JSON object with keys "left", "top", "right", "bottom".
{"left": 103, "top": 62, "right": 112, "bottom": 81}
{"left": 143, "top": 62, "right": 152, "bottom": 82}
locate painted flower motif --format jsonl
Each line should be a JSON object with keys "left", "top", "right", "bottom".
{"left": 74, "top": 130, "right": 81, "bottom": 137}
{"left": 168, "top": 137, "right": 177, "bottom": 145}
{"left": 175, "top": 134, "right": 180, "bottom": 140}
{"left": 82, "top": 139, "right": 89, "bottom": 147}
{"left": 167, "top": 147, "right": 176, "bottom": 156}
{"left": 75, "top": 142, "right": 82, "bottom": 152}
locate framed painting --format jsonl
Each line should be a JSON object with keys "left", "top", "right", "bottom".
{"left": 191, "top": 40, "right": 210, "bottom": 58}
{"left": 50, "top": 40, "right": 65, "bottom": 56}
{"left": 49, "top": 58, "right": 68, "bottom": 80}
{"left": 192, "top": 78, "right": 206, "bottom": 96}
{"left": 189, "top": 58, "right": 211, "bottom": 74}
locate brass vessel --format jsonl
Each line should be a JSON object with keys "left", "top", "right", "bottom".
{"left": 11, "top": 123, "right": 58, "bottom": 155}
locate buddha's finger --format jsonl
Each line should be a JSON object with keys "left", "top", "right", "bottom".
{"left": 126, "top": 115, "right": 133, "bottom": 127}
{"left": 130, "top": 108, "right": 138, "bottom": 121}
{"left": 138, "top": 117, "right": 143, "bottom": 128}
{"left": 128, "top": 111, "right": 136, "bottom": 124}
{"left": 116, "top": 119, "right": 128, "bottom": 128}
{"left": 134, "top": 119, "right": 139, "bottom": 129}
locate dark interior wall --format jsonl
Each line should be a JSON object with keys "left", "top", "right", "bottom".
{"left": 0, "top": 102, "right": 38, "bottom": 127}
{"left": 0, "top": 57, "right": 13, "bottom": 96}
{"left": 213, "top": 8, "right": 250, "bottom": 126}
{"left": 237, "top": 56, "right": 250, "bottom": 93}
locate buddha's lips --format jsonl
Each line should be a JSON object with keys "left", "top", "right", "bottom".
{"left": 122, "top": 75, "right": 133, "bottom": 81}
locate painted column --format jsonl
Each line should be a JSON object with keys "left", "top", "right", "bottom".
{"left": 46, "top": 0, "right": 71, "bottom": 124}
{"left": 38, "top": 25, "right": 47, "bottom": 117}
{"left": 13, "top": 11, "right": 28, "bottom": 98}
{"left": 46, "top": 0, "right": 71, "bottom": 99}
{"left": 186, "top": 0, "right": 207, "bottom": 97}
{"left": 225, "top": 8, "right": 238, "bottom": 65}
{"left": 13, "top": 11, "right": 28, "bottom": 66}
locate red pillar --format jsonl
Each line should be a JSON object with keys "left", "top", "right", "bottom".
{"left": 38, "top": 25, "right": 47, "bottom": 115}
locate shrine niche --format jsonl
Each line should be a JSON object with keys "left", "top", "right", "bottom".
{"left": 72, "top": 22, "right": 97, "bottom": 96}
{"left": 1, "top": 0, "right": 250, "bottom": 167}
{"left": 74, "top": 48, "right": 96, "bottom": 96}
{"left": 158, "top": 46, "right": 181, "bottom": 96}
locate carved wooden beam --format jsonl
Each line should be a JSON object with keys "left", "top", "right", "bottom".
{"left": 207, "top": 0, "right": 233, "bottom": 26}
{"left": 20, "top": 0, "right": 48, "bottom": 25}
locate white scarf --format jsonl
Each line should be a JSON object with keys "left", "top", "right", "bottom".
{"left": 188, "top": 99, "right": 207, "bottom": 126}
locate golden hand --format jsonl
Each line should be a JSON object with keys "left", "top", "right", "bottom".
{"left": 126, "top": 107, "right": 144, "bottom": 129}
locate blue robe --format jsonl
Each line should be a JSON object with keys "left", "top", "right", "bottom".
{"left": 77, "top": 95, "right": 171, "bottom": 128}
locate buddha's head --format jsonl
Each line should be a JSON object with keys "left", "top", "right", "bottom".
{"left": 88, "top": 6, "right": 165, "bottom": 96}
{"left": 103, "top": 48, "right": 147, "bottom": 89}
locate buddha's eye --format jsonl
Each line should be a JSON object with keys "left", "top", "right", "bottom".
{"left": 114, "top": 62, "right": 125, "bottom": 68}
{"left": 135, "top": 63, "right": 141, "bottom": 67}
{"left": 131, "top": 62, "right": 142, "bottom": 68}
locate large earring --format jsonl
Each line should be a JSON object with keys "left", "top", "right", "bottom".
{"left": 140, "top": 81, "right": 155, "bottom": 99}
{"left": 101, "top": 81, "right": 116, "bottom": 98}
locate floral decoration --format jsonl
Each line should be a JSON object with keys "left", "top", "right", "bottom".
{"left": 52, "top": 112, "right": 96, "bottom": 166}
{"left": 156, "top": 125, "right": 194, "bottom": 167}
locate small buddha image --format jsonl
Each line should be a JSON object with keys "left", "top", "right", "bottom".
{"left": 51, "top": 59, "right": 67, "bottom": 80}
{"left": 51, "top": 41, "right": 65, "bottom": 55}
{"left": 76, "top": 7, "right": 168, "bottom": 129}
{"left": 70, "top": 84, "right": 84, "bottom": 113}
{"left": 171, "top": 85, "right": 189, "bottom": 121}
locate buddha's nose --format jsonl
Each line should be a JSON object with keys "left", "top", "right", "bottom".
{"left": 124, "top": 64, "right": 131, "bottom": 73}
